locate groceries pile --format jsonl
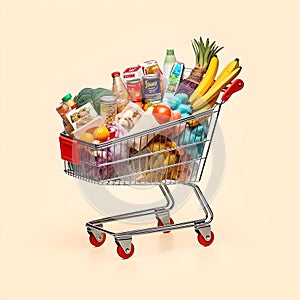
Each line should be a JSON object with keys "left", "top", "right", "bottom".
{"left": 57, "top": 36, "right": 242, "bottom": 182}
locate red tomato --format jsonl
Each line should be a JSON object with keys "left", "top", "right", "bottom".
{"left": 152, "top": 104, "right": 172, "bottom": 124}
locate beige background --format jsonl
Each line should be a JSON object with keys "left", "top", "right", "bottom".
{"left": 1, "top": 0, "right": 300, "bottom": 299}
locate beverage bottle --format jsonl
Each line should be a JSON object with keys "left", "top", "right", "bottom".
{"left": 111, "top": 72, "right": 130, "bottom": 113}
{"left": 163, "top": 49, "right": 176, "bottom": 90}
{"left": 56, "top": 102, "right": 74, "bottom": 135}
{"left": 62, "top": 93, "right": 77, "bottom": 109}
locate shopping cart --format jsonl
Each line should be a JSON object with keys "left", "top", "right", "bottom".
{"left": 59, "top": 79, "right": 244, "bottom": 259}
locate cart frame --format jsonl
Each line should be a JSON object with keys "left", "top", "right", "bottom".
{"left": 59, "top": 79, "right": 244, "bottom": 259}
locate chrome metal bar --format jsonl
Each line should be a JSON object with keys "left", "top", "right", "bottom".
{"left": 115, "top": 220, "right": 202, "bottom": 237}
{"left": 86, "top": 184, "right": 174, "bottom": 227}
{"left": 184, "top": 183, "right": 213, "bottom": 223}
{"left": 74, "top": 108, "right": 215, "bottom": 150}
{"left": 198, "top": 104, "right": 222, "bottom": 181}
{"left": 159, "top": 183, "right": 175, "bottom": 210}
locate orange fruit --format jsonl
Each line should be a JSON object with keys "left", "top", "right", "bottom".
{"left": 80, "top": 132, "right": 94, "bottom": 143}
{"left": 93, "top": 126, "right": 110, "bottom": 142}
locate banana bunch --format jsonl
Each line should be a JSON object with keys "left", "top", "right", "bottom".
{"left": 141, "top": 136, "right": 189, "bottom": 181}
{"left": 189, "top": 58, "right": 241, "bottom": 113}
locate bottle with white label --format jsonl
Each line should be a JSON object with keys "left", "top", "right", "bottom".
{"left": 163, "top": 49, "right": 176, "bottom": 92}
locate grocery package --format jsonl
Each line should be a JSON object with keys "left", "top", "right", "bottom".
{"left": 57, "top": 36, "right": 245, "bottom": 259}
{"left": 163, "top": 61, "right": 185, "bottom": 100}
{"left": 115, "top": 101, "right": 144, "bottom": 132}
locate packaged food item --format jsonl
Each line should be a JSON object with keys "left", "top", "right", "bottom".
{"left": 72, "top": 116, "right": 104, "bottom": 140}
{"left": 56, "top": 102, "right": 74, "bottom": 135}
{"left": 122, "top": 66, "right": 144, "bottom": 82}
{"left": 100, "top": 96, "right": 118, "bottom": 126}
{"left": 126, "top": 107, "right": 160, "bottom": 151}
{"left": 163, "top": 49, "right": 176, "bottom": 89}
{"left": 115, "top": 101, "right": 144, "bottom": 132}
{"left": 66, "top": 102, "right": 98, "bottom": 129}
{"left": 62, "top": 93, "right": 77, "bottom": 109}
{"left": 126, "top": 78, "right": 143, "bottom": 106}
{"left": 111, "top": 71, "right": 130, "bottom": 113}
{"left": 142, "top": 74, "right": 162, "bottom": 105}
{"left": 162, "top": 62, "right": 185, "bottom": 100}
{"left": 139, "top": 60, "right": 164, "bottom": 95}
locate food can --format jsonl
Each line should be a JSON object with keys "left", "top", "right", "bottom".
{"left": 126, "top": 79, "right": 143, "bottom": 103}
{"left": 142, "top": 74, "right": 162, "bottom": 104}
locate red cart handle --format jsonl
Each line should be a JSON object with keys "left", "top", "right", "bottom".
{"left": 221, "top": 78, "right": 244, "bottom": 102}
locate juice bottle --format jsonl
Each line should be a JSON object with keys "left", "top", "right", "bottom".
{"left": 56, "top": 102, "right": 74, "bottom": 135}
{"left": 111, "top": 72, "right": 130, "bottom": 113}
{"left": 62, "top": 93, "right": 77, "bottom": 109}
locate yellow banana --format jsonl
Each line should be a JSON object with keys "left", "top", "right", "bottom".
{"left": 192, "top": 66, "right": 242, "bottom": 111}
{"left": 190, "top": 58, "right": 239, "bottom": 106}
{"left": 189, "top": 56, "right": 219, "bottom": 104}
{"left": 214, "top": 58, "right": 239, "bottom": 86}
{"left": 192, "top": 93, "right": 220, "bottom": 124}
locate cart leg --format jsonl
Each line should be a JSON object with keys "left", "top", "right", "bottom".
{"left": 86, "top": 183, "right": 175, "bottom": 228}
{"left": 185, "top": 183, "right": 213, "bottom": 223}
{"left": 156, "top": 183, "right": 176, "bottom": 232}
{"left": 159, "top": 182, "right": 175, "bottom": 211}
{"left": 182, "top": 183, "right": 215, "bottom": 246}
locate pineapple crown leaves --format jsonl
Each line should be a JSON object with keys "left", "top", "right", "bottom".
{"left": 192, "top": 37, "right": 223, "bottom": 69}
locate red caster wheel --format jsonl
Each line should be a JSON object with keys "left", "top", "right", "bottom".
{"left": 197, "top": 231, "right": 214, "bottom": 247}
{"left": 117, "top": 244, "right": 135, "bottom": 259}
{"left": 157, "top": 217, "right": 174, "bottom": 233}
{"left": 89, "top": 232, "right": 106, "bottom": 247}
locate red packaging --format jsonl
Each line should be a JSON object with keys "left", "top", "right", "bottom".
{"left": 122, "top": 66, "right": 144, "bottom": 81}
{"left": 126, "top": 79, "right": 143, "bottom": 103}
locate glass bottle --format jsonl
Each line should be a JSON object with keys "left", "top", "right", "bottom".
{"left": 56, "top": 102, "right": 74, "bottom": 135}
{"left": 62, "top": 93, "right": 77, "bottom": 110}
{"left": 111, "top": 71, "right": 129, "bottom": 113}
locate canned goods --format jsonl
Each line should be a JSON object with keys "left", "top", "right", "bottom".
{"left": 126, "top": 79, "right": 143, "bottom": 103}
{"left": 142, "top": 74, "right": 162, "bottom": 104}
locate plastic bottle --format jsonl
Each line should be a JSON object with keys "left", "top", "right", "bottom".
{"left": 62, "top": 93, "right": 77, "bottom": 109}
{"left": 111, "top": 72, "right": 130, "bottom": 113}
{"left": 163, "top": 49, "right": 176, "bottom": 90}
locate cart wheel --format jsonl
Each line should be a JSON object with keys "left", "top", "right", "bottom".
{"left": 117, "top": 244, "right": 135, "bottom": 259}
{"left": 197, "top": 231, "right": 214, "bottom": 247}
{"left": 89, "top": 232, "right": 106, "bottom": 247}
{"left": 157, "top": 217, "right": 174, "bottom": 233}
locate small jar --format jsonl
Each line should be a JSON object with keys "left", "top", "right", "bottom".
{"left": 62, "top": 93, "right": 77, "bottom": 109}
{"left": 100, "top": 96, "right": 117, "bottom": 125}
